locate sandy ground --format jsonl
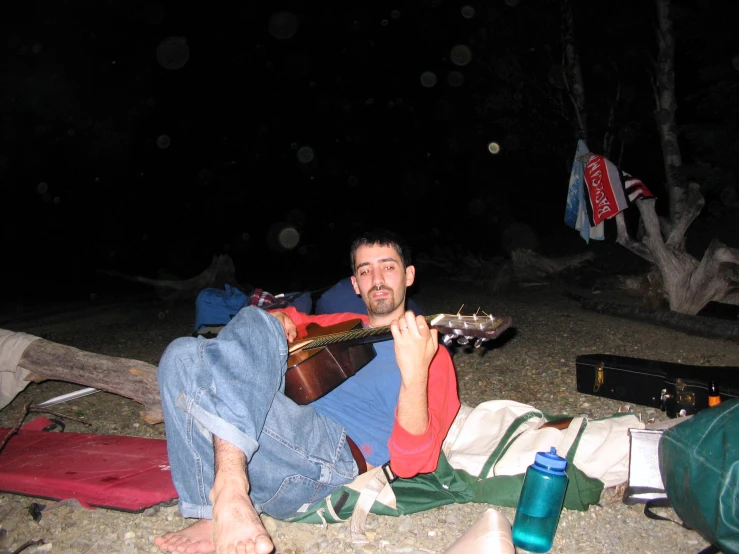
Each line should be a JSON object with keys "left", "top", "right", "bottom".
{"left": 0, "top": 281, "right": 737, "bottom": 553}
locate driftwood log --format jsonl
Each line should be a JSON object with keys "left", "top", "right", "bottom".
{"left": 98, "top": 253, "right": 245, "bottom": 300}
{"left": 417, "top": 247, "right": 594, "bottom": 292}
{"left": 16, "top": 335, "right": 162, "bottom": 424}
{"left": 566, "top": 293, "right": 739, "bottom": 342}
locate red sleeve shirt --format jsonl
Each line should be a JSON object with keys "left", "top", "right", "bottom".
{"left": 388, "top": 345, "right": 459, "bottom": 478}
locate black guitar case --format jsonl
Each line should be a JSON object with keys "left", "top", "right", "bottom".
{"left": 575, "top": 353, "right": 739, "bottom": 418}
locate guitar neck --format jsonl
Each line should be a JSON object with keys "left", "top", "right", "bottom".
{"left": 302, "top": 319, "right": 416, "bottom": 350}
{"left": 301, "top": 313, "right": 511, "bottom": 350}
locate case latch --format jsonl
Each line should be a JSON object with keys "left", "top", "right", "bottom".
{"left": 675, "top": 378, "right": 695, "bottom": 408}
{"left": 660, "top": 388, "right": 671, "bottom": 412}
{"left": 593, "top": 363, "right": 604, "bottom": 393}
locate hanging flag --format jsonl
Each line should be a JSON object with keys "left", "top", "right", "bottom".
{"left": 583, "top": 154, "right": 629, "bottom": 227}
{"left": 565, "top": 142, "right": 655, "bottom": 242}
{"left": 565, "top": 140, "right": 604, "bottom": 242}
{"left": 623, "top": 172, "right": 655, "bottom": 203}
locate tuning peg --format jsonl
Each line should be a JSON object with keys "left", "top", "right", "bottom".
{"left": 473, "top": 338, "right": 487, "bottom": 348}
{"left": 442, "top": 334, "right": 455, "bottom": 346}
{"left": 456, "top": 336, "right": 470, "bottom": 346}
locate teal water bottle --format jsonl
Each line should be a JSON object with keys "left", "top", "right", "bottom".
{"left": 512, "top": 446, "right": 568, "bottom": 553}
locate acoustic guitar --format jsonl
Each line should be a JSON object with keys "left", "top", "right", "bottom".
{"left": 286, "top": 312, "right": 512, "bottom": 404}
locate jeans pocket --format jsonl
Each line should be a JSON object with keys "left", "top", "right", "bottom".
{"left": 258, "top": 474, "right": 334, "bottom": 520}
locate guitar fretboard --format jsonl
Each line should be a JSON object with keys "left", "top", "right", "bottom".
{"left": 303, "top": 315, "right": 439, "bottom": 349}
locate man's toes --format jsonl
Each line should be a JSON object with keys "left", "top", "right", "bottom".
{"left": 256, "top": 536, "right": 274, "bottom": 554}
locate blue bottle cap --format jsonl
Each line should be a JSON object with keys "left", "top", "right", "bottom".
{"left": 534, "top": 446, "right": 567, "bottom": 471}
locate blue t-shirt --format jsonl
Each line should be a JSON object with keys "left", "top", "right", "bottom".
{"left": 310, "top": 340, "right": 399, "bottom": 467}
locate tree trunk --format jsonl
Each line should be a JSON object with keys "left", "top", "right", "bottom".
{"left": 14, "top": 334, "right": 163, "bottom": 424}
{"left": 654, "top": 0, "right": 687, "bottom": 225}
{"left": 604, "top": 0, "right": 739, "bottom": 315}
{"left": 561, "top": 0, "right": 587, "bottom": 140}
{"left": 615, "top": 185, "right": 739, "bottom": 315}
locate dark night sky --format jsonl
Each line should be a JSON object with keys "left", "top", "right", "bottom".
{"left": 2, "top": 0, "right": 737, "bottom": 311}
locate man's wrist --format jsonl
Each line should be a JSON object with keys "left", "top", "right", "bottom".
{"left": 399, "top": 379, "right": 428, "bottom": 396}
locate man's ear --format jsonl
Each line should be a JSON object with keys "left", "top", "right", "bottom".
{"left": 350, "top": 276, "right": 361, "bottom": 295}
{"left": 405, "top": 265, "right": 416, "bottom": 287}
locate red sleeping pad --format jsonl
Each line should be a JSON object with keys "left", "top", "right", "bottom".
{"left": 0, "top": 417, "right": 178, "bottom": 512}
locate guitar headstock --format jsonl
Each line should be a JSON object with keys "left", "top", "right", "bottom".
{"left": 429, "top": 313, "right": 512, "bottom": 348}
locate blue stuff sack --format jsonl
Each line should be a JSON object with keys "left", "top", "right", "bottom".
{"left": 193, "top": 284, "right": 248, "bottom": 332}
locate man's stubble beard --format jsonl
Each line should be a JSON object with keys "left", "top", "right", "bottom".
{"left": 366, "top": 287, "right": 404, "bottom": 317}
{"left": 368, "top": 296, "right": 394, "bottom": 316}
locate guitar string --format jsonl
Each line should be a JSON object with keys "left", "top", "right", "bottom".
{"left": 304, "top": 315, "right": 438, "bottom": 349}
{"left": 302, "top": 314, "right": 507, "bottom": 349}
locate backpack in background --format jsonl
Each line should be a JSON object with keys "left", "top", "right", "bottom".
{"left": 193, "top": 285, "right": 248, "bottom": 333}
{"left": 193, "top": 286, "right": 313, "bottom": 334}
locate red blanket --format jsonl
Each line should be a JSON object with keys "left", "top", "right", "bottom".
{"left": 0, "top": 417, "right": 177, "bottom": 512}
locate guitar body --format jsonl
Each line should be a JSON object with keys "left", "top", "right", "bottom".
{"left": 285, "top": 319, "right": 377, "bottom": 404}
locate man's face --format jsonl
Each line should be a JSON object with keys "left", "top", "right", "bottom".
{"left": 350, "top": 244, "right": 415, "bottom": 319}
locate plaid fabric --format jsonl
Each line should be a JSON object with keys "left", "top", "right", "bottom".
{"left": 246, "top": 288, "right": 278, "bottom": 308}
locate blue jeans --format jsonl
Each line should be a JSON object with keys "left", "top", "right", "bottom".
{"left": 157, "top": 306, "right": 358, "bottom": 520}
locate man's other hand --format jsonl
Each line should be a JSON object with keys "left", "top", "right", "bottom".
{"left": 270, "top": 311, "right": 298, "bottom": 343}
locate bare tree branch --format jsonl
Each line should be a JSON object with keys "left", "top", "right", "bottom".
{"left": 721, "top": 290, "right": 739, "bottom": 306}
{"left": 614, "top": 212, "right": 654, "bottom": 262}
{"left": 635, "top": 198, "right": 663, "bottom": 243}
{"left": 666, "top": 182, "right": 704, "bottom": 248}
{"left": 0, "top": 403, "right": 30, "bottom": 453}
{"left": 715, "top": 245, "right": 739, "bottom": 265}
{"left": 98, "top": 254, "right": 242, "bottom": 298}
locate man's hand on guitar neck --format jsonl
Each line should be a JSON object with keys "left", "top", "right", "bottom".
{"left": 269, "top": 311, "right": 298, "bottom": 343}
{"left": 391, "top": 311, "right": 438, "bottom": 435}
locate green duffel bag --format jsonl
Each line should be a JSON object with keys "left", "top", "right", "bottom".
{"left": 659, "top": 398, "right": 739, "bottom": 554}
{"left": 286, "top": 401, "right": 641, "bottom": 544}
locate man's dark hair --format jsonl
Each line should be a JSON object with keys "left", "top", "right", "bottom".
{"left": 349, "top": 229, "right": 412, "bottom": 272}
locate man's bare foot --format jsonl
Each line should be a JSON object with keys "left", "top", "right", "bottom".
{"left": 159, "top": 438, "right": 273, "bottom": 553}
{"left": 211, "top": 487, "right": 274, "bottom": 554}
{"left": 155, "top": 519, "right": 215, "bottom": 553}
{"left": 154, "top": 502, "right": 274, "bottom": 554}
